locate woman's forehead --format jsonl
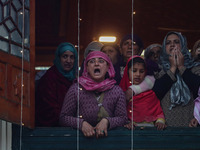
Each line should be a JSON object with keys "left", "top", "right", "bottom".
{"left": 89, "top": 57, "right": 105, "bottom": 60}
{"left": 166, "top": 33, "right": 179, "bottom": 40}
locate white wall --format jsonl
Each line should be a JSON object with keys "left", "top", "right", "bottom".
{"left": 0, "top": 120, "right": 12, "bottom": 150}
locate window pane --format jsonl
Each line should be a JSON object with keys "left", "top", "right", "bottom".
{"left": 11, "top": 30, "right": 22, "bottom": 44}
{"left": 11, "top": 5, "right": 17, "bottom": 24}
{"left": 24, "top": 9, "right": 30, "bottom": 48}
{"left": 11, "top": 44, "right": 30, "bottom": 61}
{"left": 11, "top": 44, "right": 22, "bottom": 58}
{"left": 12, "top": 0, "right": 21, "bottom": 11}
{"left": 24, "top": 48, "right": 30, "bottom": 61}
{"left": 5, "top": 19, "right": 15, "bottom": 31}
{"left": 0, "top": 39, "right": 9, "bottom": 52}
{"left": 25, "top": 0, "right": 30, "bottom": 7}
{"left": 0, "top": 24, "right": 9, "bottom": 39}
{"left": 18, "top": 10, "right": 23, "bottom": 33}
{"left": 3, "top": 4, "right": 9, "bottom": 19}
{"left": 0, "top": 0, "right": 30, "bottom": 61}
{"left": 1, "top": 0, "right": 8, "bottom": 3}
{"left": 0, "top": 4, "right": 2, "bottom": 22}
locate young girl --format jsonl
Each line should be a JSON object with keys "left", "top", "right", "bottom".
{"left": 119, "top": 56, "right": 165, "bottom": 130}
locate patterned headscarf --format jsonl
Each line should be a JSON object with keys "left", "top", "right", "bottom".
{"left": 79, "top": 51, "right": 116, "bottom": 92}
{"left": 53, "top": 42, "right": 78, "bottom": 81}
{"left": 160, "top": 31, "right": 198, "bottom": 109}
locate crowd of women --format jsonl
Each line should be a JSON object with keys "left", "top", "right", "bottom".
{"left": 35, "top": 31, "right": 200, "bottom": 138}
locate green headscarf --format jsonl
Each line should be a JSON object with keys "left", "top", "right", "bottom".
{"left": 53, "top": 42, "right": 78, "bottom": 81}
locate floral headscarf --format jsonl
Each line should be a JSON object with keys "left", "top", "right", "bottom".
{"left": 53, "top": 42, "right": 78, "bottom": 81}
{"left": 79, "top": 51, "right": 116, "bottom": 92}
{"left": 160, "top": 31, "right": 198, "bottom": 109}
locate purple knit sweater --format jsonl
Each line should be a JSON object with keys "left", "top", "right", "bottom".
{"left": 59, "top": 83, "right": 127, "bottom": 129}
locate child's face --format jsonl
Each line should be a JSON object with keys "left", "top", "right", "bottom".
{"left": 128, "top": 62, "right": 145, "bottom": 85}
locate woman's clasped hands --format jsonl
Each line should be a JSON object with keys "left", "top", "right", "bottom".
{"left": 169, "top": 48, "right": 184, "bottom": 74}
{"left": 81, "top": 118, "right": 109, "bottom": 138}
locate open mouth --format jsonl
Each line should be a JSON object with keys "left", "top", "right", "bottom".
{"left": 94, "top": 68, "right": 100, "bottom": 74}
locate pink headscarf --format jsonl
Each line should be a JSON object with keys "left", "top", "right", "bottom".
{"left": 79, "top": 51, "right": 116, "bottom": 92}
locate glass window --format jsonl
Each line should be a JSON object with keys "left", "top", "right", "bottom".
{"left": 0, "top": 24, "right": 9, "bottom": 39}
{"left": 0, "top": 39, "right": 9, "bottom": 52}
{"left": 3, "top": 4, "right": 9, "bottom": 19}
{"left": 1, "top": 0, "right": 8, "bottom": 3}
{"left": 24, "top": 9, "right": 30, "bottom": 48}
{"left": 11, "top": 44, "right": 22, "bottom": 57}
{"left": 0, "top": 4, "right": 2, "bottom": 22}
{"left": 12, "top": 0, "right": 21, "bottom": 11}
{"left": 25, "top": 0, "right": 30, "bottom": 8}
{"left": 11, "top": 30, "right": 22, "bottom": 44}
{"left": 24, "top": 48, "right": 30, "bottom": 61}
{"left": 5, "top": 19, "right": 15, "bottom": 31}
{"left": 0, "top": 0, "right": 30, "bottom": 62}
{"left": 17, "top": 10, "right": 23, "bottom": 33}
{"left": 11, "top": 5, "right": 17, "bottom": 24}
{"left": 11, "top": 44, "right": 30, "bottom": 61}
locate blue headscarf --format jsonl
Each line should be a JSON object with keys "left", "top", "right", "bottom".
{"left": 53, "top": 42, "right": 78, "bottom": 81}
{"left": 160, "top": 31, "right": 198, "bottom": 109}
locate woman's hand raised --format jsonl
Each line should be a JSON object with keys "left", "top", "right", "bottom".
{"left": 169, "top": 51, "right": 177, "bottom": 74}
{"left": 176, "top": 49, "right": 184, "bottom": 70}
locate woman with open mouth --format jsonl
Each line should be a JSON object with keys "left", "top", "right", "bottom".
{"left": 59, "top": 51, "right": 127, "bottom": 138}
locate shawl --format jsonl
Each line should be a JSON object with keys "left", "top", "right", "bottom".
{"left": 194, "top": 87, "right": 200, "bottom": 124}
{"left": 79, "top": 51, "right": 116, "bottom": 92}
{"left": 35, "top": 65, "right": 73, "bottom": 127}
{"left": 127, "top": 90, "right": 165, "bottom": 122}
{"left": 160, "top": 31, "right": 200, "bottom": 109}
{"left": 53, "top": 42, "right": 78, "bottom": 81}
